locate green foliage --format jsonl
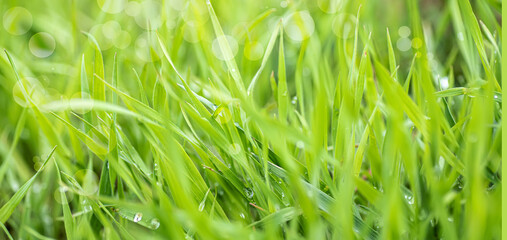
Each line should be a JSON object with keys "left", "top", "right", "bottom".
{"left": 0, "top": 0, "right": 501, "bottom": 239}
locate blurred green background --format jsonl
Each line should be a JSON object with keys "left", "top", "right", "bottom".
{"left": 0, "top": 0, "right": 502, "bottom": 239}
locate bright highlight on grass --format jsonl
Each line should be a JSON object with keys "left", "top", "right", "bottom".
{"left": 0, "top": 0, "right": 501, "bottom": 239}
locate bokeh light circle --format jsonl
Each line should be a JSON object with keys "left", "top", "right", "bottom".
{"left": 397, "top": 38, "right": 412, "bottom": 51}
{"left": 212, "top": 35, "right": 238, "bottom": 61}
{"left": 113, "top": 30, "right": 132, "bottom": 49}
{"left": 12, "top": 77, "right": 45, "bottom": 107}
{"left": 317, "top": 0, "right": 343, "bottom": 14}
{"left": 74, "top": 169, "right": 99, "bottom": 195}
{"left": 102, "top": 20, "right": 121, "bottom": 39}
{"left": 135, "top": 0, "right": 163, "bottom": 30}
{"left": 29, "top": 32, "right": 56, "bottom": 58}
{"left": 70, "top": 91, "right": 93, "bottom": 114}
{"left": 89, "top": 24, "right": 113, "bottom": 50}
{"left": 97, "top": 0, "right": 126, "bottom": 14}
{"left": 244, "top": 41, "right": 264, "bottom": 61}
{"left": 398, "top": 26, "right": 411, "bottom": 38}
{"left": 3, "top": 7, "right": 33, "bottom": 35}
{"left": 182, "top": 23, "right": 202, "bottom": 43}
{"left": 284, "top": 11, "right": 315, "bottom": 41}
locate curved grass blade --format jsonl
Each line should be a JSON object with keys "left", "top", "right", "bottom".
{"left": 0, "top": 146, "right": 57, "bottom": 224}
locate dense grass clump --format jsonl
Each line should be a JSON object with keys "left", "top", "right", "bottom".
{"left": 0, "top": 0, "right": 502, "bottom": 239}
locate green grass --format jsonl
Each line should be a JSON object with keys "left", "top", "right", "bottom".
{"left": 0, "top": 0, "right": 502, "bottom": 239}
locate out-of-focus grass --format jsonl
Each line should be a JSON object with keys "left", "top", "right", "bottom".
{"left": 0, "top": 0, "right": 501, "bottom": 239}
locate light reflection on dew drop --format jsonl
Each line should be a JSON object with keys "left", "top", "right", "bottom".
{"left": 3, "top": 7, "right": 33, "bottom": 35}
{"left": 405, "top": 195, "right": 414, "bottom": 205}
{"left": 133, "top": 212, "right": 143, "bottom": 222}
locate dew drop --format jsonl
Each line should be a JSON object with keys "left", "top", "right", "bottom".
{"left": 291, "top": 96, "right": 297, "bottom": 105}
{"left": 133, "top": 212, "right": 143, "bottom": 222}
{"left": 405, "top": 195, "right": 414, "bottom": 205}
{"left": 457, "top": 32, "right": 464, "bottom": 41}
{"left": 151, "top": 218, "right": 160, "bottom": 229}
{"left": 239, "top": 213, "right": 245, "bottom": 219}
{"left": 244, "top": 188, "right": 254, "bottom": 199}
{"left": 84, "top": 205, "right": 92, "bottom": 212}
{"left": 198, "top": 202, "right": 205, "bottom": 212}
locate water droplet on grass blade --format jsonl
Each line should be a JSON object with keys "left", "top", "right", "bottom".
{"left": 244, "top": 188, "right": 254, "bottom": 199}
{"left": 405, "top": 195, "right": 414, "bottom": 205}
{"left": 457, "top": 32, "right": 464, "bottom": 41}
{"left": 134, "top": 212, "right": 143, "bottom": 222}
{"left": 151, "top": 218, "right": 160, "bottom": 229}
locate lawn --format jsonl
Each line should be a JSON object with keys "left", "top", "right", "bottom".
{"left": 0, "top": 0, "right": 502, "bottom": 239}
